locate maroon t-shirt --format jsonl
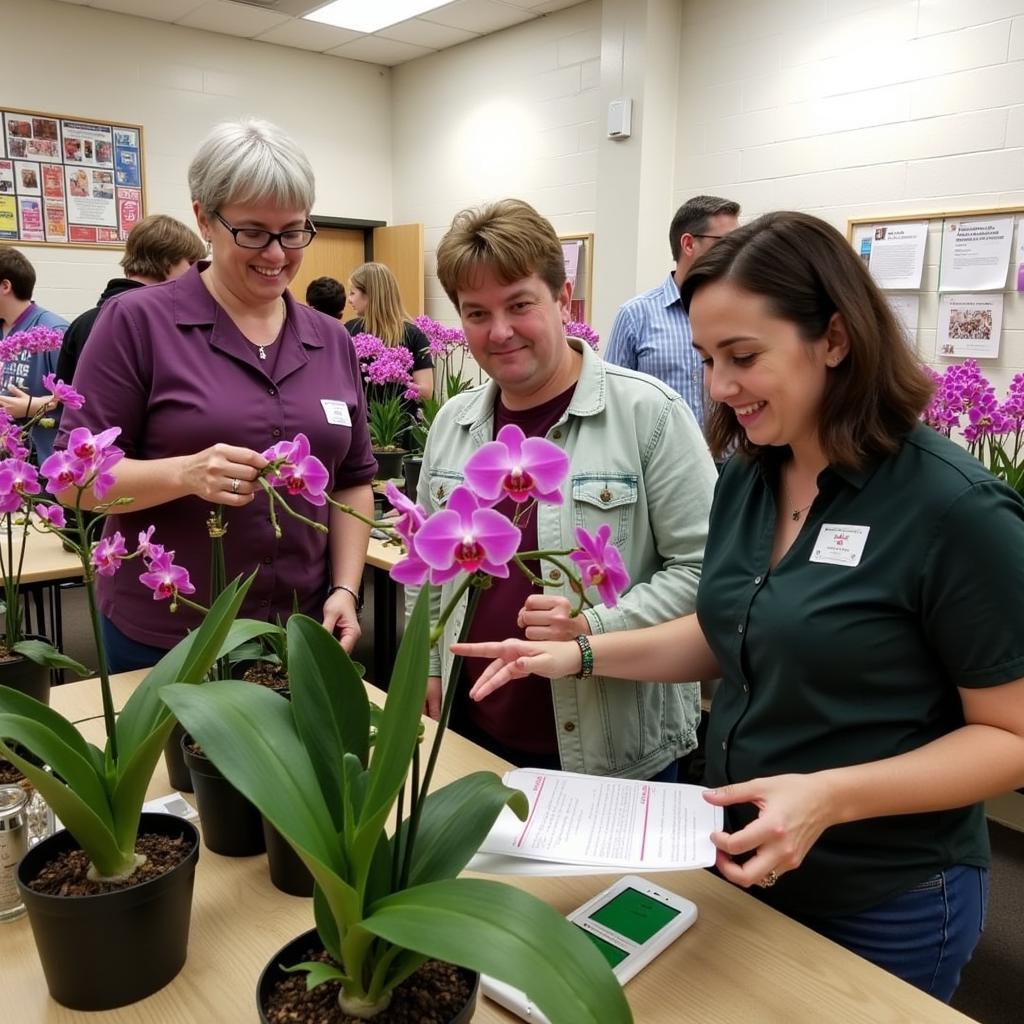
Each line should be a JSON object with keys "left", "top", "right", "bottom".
{"left": 460, "top": 384, "right": 575, "bottom": 756}
{"left": 56, "top": 262, "right": 377, "bottom": 648}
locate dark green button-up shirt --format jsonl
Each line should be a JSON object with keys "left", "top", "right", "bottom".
{"left": 698, "top": 423, "right": 1024, "bottom": 918}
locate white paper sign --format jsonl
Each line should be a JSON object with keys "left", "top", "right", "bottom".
{"left": 320, "top": 398, "right": 352, "bottom": 426}
{"left": 868, "top": 221, "right": 928, "bottom": 290}
{"left": 939, "top": 216, "right": 1013, "bottom": 291}
{"left": 809, "top": 524, "right": 870, "bottom": 567}
{"left": 936, "top": 293, "right": 1004, "bottom": 358}
{"left": 887, "top": 294, "right": 920, "bottom": 347}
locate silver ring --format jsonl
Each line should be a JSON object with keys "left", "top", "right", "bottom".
{"left": 230, "top": 477, "right": 240, "bottom": 494}
{"left": 757, "top": 869, "right": 779, "bottom": 888}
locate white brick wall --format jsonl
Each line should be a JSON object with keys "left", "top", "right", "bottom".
{"left": 1, "top": 0, "right": 392, "bottom": 321}
{"left": 674, "top": 0, "right": 1024, "bottom": 390}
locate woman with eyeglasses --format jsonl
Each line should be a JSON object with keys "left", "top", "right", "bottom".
{"left": 56, "top": 119, "right": 376, "bottom": 672}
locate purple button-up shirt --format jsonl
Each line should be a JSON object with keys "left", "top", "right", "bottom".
{"left": 57, "top": 262, "right": 377, "bottom": 648}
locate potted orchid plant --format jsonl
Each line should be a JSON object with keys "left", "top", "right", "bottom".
{"left": 413, "top": 315, "right": 473, "bottom": 406}
{"left": 924, "top": 361, "right": 1024, "bottom": 493}
{"left": 162, "top": 424, "right": 634, "bottom": 1024}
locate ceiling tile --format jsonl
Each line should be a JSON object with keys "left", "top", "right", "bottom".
{"left": 177, "top": 0, "right": 291, "bottom": 37}
{"left": 421, "top": 0, "right": 534, "bottom": 35}
{"left": 325, "top": 35, "right": 434, "bottom": 66}
{"left": 378, "top": 17, "right": 478, "bottom": 49}
{"left": 254, "top": 18, "right": 361, "bottom": 51}
{"left": 80, "top": 0, "right": 206, "bottom": 20}
{"left": 529, "top": 0, "right": 586, "bottom": 11}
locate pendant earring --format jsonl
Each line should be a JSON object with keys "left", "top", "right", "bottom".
{"left": 205, "top": 238, "right": 212, "bottom": 256}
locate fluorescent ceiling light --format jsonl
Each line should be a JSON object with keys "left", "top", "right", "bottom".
{"left": 304, "top": 0, "right": 450, "bottom": 33}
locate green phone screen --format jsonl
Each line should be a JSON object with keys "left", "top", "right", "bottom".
{"left": 575, "top": 924, "right": 629, "bottom": 967}
{"left": 589, "top": 886, "right": 680, "bottom": 944}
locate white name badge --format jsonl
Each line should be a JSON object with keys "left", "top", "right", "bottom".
{"left": 809, "top": 523, "right": 870, "bottom": 567}
{"left": 320, "top": 399, "right": 352, "bottom": 426}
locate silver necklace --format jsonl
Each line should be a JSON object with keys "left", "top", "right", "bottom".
{"left": 257, "top": 298, "right": 286, "bottom": 360}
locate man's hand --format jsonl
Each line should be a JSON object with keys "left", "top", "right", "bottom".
{"left": 517, "top": 594, "right": 591, "bottom": 641}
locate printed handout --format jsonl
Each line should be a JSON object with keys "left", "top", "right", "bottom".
{"left": 867, "top": 221, "right": 928, "bottom": 290}
{"left": 939, "top": 216, "right": 1013, "bottom": 291}
{"left": 936, "top": 293, "right": 1004, "bottom": 359}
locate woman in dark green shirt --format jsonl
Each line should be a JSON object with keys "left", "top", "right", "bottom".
{"left": 455, "top": 212, "right": 1024, "bottom": 1002}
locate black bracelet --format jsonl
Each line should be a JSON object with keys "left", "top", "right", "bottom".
{"left": 327, "top": 583, "right": 362, "bottom": 611}
{"left": 574, "top": 634, "right": 594, "bottom": 679}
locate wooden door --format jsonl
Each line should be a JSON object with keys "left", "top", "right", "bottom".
{"left": 373, "top": 223, "right": 424, "bottom": 317}
{"left": 288, "top": 227, "right": 365, "bottom": 309}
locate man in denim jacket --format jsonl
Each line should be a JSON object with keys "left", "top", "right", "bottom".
{"left": 407, "top": 199, "right": 717, "bottom": 780}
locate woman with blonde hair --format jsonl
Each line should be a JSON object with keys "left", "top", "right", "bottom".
{"left": 346, "top": 261, "right": 433, "bottom": 400}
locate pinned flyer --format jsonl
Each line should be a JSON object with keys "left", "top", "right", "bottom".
{"left": 467, "top": 769, "right": 722, "bottom": 876}
{"left": 936, "top": 293, "right": 1004, "bottom": 359}
{"left": 867, "top": 221, "right": 928, "bottom": 290}
{"left": 939, "top": 216, "right": 1013, "bottom": 292}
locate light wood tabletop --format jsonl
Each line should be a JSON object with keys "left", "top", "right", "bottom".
{"left": 3, "top": 672, "right": 977, "bottom": 1024}
{"left": 5, "top": 526, "right": 84, "bottom": 586}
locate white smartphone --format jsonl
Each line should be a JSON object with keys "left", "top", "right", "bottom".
{"left": 481, "top": 875, "right": 698, "bottom": 1023}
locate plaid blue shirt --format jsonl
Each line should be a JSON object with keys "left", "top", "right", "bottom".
{"left": 604, "top": 274, "right": 705, "bottom": 427}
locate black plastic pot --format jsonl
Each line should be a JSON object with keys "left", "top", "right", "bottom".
{"left": 16, "top": 812, "right": 199, "bottom": 1010}
{"left": 256, "top": 928, "right": 479, "bottom": 1024}
{"left": 163, "top": 720, "right": 193, "bottom": 793}
{"left": 372, "top": 448, "right": 407, "bottom": 482}
{"left": 0, "top": 633, "right": 52, "bottom": 705}
{"left": 182, "top": 733, "right": 265, "bottom": 856}
{"left": 262, "top": 816, "right": 314, "bottom": 897}
{"left": 403, "top": 455, "right": 423, "bottom": 500}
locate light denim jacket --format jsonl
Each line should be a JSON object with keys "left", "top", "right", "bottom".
{"left": 408, "top": 338, "right": 718, "bottom": 779}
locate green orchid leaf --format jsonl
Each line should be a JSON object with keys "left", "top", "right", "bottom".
{"left": 11, "top": 639, "right": 90, "bottom": 675}
{"left": 314, "top": 883, "right": 342, "bottom": 963}
{"left": 363, "top": 879, "right": 633, "bottom": 1024}
{"left": 216, "top": 618, "right": 284, "bottom": 661}
{"left": 287, "top": 614, "right": 369, "bottom": 829}
{"left": 281, "top": 961, "right": 348, "bottom": 990}
{"left": 394, "top": 772, "right": 528, "bottom": 886}
{"left": 342, "top": 752, "right": 367, "bottom": 833}
{"left": 0, "top": 739, "right": 127, "bottom": 876}
{"left": 352, "top": 588, "right": 430, "bottom": 884}
{"left": 0, "top": 684, "right": 98, "bottom": 765}
{"left": 364, "top": 830, "right": 394, "bottom": 910}
{"left": 116, "top": 574, "right": 252, "bottom": 757}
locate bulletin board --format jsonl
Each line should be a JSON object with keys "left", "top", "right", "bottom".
{"left": 0, "top": 106, "right": 145, "bottom": 248}
{"left": 846, "top": 205, "right": 1023, "bottom": 366}
{"left": 559, "top": 233, "right": 594, "bottom": 325}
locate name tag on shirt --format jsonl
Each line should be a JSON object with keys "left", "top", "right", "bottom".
{"left": 809, "top": 524, "right": 870, "bottom": 567}
{"left": 320, "top": 399, "right": 351, "bottom": 426}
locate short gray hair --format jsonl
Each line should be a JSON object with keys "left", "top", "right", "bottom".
{"left": 188, "top": 118, "right": 315, "bottom": 215}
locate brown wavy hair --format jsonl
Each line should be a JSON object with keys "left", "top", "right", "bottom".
{"left": 680, "top": 211, "right": 933, "bottom": 467}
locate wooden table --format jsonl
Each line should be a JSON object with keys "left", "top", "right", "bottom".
{"left": 3, "top": 672, "right": 977, "bottom": 1024}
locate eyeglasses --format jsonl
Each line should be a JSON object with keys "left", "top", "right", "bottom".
{"left": 690, "top": 233, "right": 725, "bottom": 241}
{"left": 213, "top": 211, "right": 317, "bottom": 250}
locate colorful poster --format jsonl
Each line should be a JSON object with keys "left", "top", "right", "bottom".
{"left": 939, "top": 216, "right": 1014, "bottom": 291}
{"left": 64, "top": 165, "right": 116, "bottom": 226}
{"left": 18, "top": 197, "right": 43, "bottom": 241}
{"left": 0, "top": 160, "right": 13, "bottom": 195}
{"left": 44, "top": 199, "right": 67, "bottom": 242}
{"left": 15, "top": 161, "right": 41, "bottom": 195}
{"left": 115, "top": 145, "right": 140, "bottom": 187}
{"left": 69, "top": 224, "right": 98, "bottom": 243}
{"left": 936, "top": 293, "right": 1004, "bottom": 359}
{"left": 42, "top": 163, "right": 63, "bottom": 199}
{"left": 117, "top": 186, "right": 141, "bottom": 236}
{"left": 867, "top": 221, "right": 928, "bottom": 290}
{"left": 0, "top": 195, "right": 16, "bottom": 239}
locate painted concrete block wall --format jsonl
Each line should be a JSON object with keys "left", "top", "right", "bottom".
{"left": 391, "top": 1, "right": 601, "bottom": 334}
{"left": 674, "top": 0, "right": 1024, "bottom": 391}
{"left": 1, "top": 0, "right": 392, "bottom": 321}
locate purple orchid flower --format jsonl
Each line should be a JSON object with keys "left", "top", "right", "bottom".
{"left": 384, "top": 482, "right": 432, "bottom": 585}
{"left": 570, "top": 524, "right": 630, "bottom": 608}
{"left": 42, "top": 372, "right": 85, "bottom": 411}
{"left": 40, "top": 449, "right": 90, "bottom": 493}
{"left": 34, "top": 503, "right": 66, "bottom": 529}
{"left": 91, "top": 532, "right": 128, "bottom": 577}
{"left": 136, "top": 525, "right": 167, "bottom": 566}
{"left": 0, "top": 459, "right": 42, "bottom": 512}
{"left": 139, "top": 549, "right": 196, "bottom": 601}
{"left": 282, "top": 433, "right": 329, "bottom": 505}
{"left": 463, "top": 424, "right": 570, "bottom": 506}
{"left": 414, "top": 485, "right": 521, "bottom": 583}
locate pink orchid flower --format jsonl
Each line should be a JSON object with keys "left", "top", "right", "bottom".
{"left": 384, "top": 482, "right": 432, "bottom": 586}
{"left": 463, "top": 423, "right": 570, "bottom": 505}
{"left": 414, "top": 485, "right": 521, "bottom": 584}
{"left": 40, "top": 449, "right": 90, "bottom": 493}
{"left": 42, "top": 372, "right": 85, "bottom": 411}
{"left": 136, "top": 526, "right": 166, "bottom": 566}
{"left": 67, "top": 425, "right": 121, "bottom": 462}
{"left": 91, "top": 532, "right": 128, "bottom": 577}
{"left": 0, "top": 459, "right": 42, "bottom": 511}
{"left": 570, "top": 524, "right": 630, "bottom": 608}
{"left": 261, "top": 437, "right": 298, "bottom": 487}
{"left": 139, "top": 549, "right": 196, "bottom": 601}
{"left": 34, "top": 503, "right": 66, "bottom": 529}
{"left": 279, "top": 433, "right": 329, "bottom": 505}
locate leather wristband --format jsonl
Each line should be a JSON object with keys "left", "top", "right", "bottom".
{"left": 574, "top": 634, "right": 594, "bottom": 679}
{"left": 327, "top": 583, "right": 362, "bottom": 611}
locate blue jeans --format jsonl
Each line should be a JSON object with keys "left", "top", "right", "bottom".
{"left": 100, "top": 615, "right": 169, "bottom": 674}
{"left": 799, "top": 865, "right": 989, "bottom": 1002}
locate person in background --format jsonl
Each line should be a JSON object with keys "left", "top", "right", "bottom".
{"left": 456, "top": 211, "right": 1024, "bottom": 1002}
{"left": 409, "top": 198, "right": 718, "bottom": 782}
{"left": 0, "top": 245, "right": 69, "bottom": 463}
{"left": 56, "top": 214, "right": 206, "bottom": 389}
{"left": 345, "top": 261, "right": 433, "bottom": 401}
{"left": 605, "top": 195, "right": 739, "bottom": 430}
{"left": 56, "top": 118, "right": 376, "bottom": 673}
{"left": 305, "top": 276, "right": 346, "bottom": 320}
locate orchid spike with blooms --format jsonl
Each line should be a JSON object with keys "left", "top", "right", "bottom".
{"left": 464, "top": 423, "right": 571, "bottom": 505}
{"left": 570, "top": 524, "right": 630, "bottom": 607}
